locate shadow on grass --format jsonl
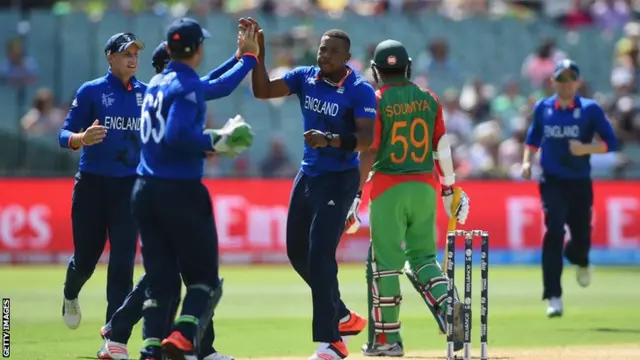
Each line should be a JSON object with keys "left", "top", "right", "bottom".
{"left": 560, "top": 327, "right": 640, "bottom": 334}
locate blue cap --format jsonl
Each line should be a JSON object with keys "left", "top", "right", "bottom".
{"left": 104, "top": 32, "right": 144, "bottom": 55}
{"left": 553, "top": 59, "right": 580, "bottom": 79}
{"left": 152, "top": 41, "right": 169, "bottom": 73}
{"left": 166, "top": 17, "right": 210, "bottom": 54}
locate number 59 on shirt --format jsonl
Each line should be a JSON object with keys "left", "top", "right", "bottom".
{"left": 390, "top": 117, "right": 429, "bottom": 164}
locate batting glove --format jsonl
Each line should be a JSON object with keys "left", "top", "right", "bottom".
{"left": 204, "top": 115, "right": 254, "bottom": 155}
{"left": 344, "top": 191, "right": 362, "bottom": 234}
{"left": 441, "top": 187, "right": 470, "bottom": 224}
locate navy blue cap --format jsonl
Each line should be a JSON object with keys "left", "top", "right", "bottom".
{"left": 151, "top": 41, "right": 170, "bottom": 73}
{"left": 553, "top": 59, "right": 580, "bottom": 79}
{"left": 104, "top": 32, "right": 144, "bottom": 55}
{"left": 166, "top": 17, "right": 210, "bottom": 54}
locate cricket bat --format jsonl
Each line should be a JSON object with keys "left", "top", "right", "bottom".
{"left": 442, "top": 187, "right": 462, "bottom": 272}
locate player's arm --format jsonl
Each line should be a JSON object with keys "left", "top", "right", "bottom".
{"left": 579, "top": 104, "right": 619, "bottom": 154}
{"left": 251, "top": 56, "right": 305, "bottom": 99}
{"left": 432, "top": 100, "right": 455, "bottom": 189}
{"left": 523, "top": 100, "right": 544, "bottom": 167}
{"left": 356, "top": 91, "right": 382, "bottom": 192}
{"left": 200, "top": 54, "right": 240, "bottom": 82}
{"left": 58, "top": 83, "right": 103, "bottom": 150}
{"left": 164, "top": 89, "right": 214, "bottom": 155}
{"left": 201, "top": 54, "right": 258, "bottom": 100}
{"left": 327, "top": 82, "right": 377, "bottom": 152}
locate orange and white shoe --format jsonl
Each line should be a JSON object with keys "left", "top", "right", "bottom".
{"left": 161, "top": 330, "right": 195, "bottom": 360}
{"left": 309, "top": 341, "right": 349, "bottom": 360}
{"left": 97, "top": 340, "right": 128, "bottom": 360}
{"left": 339, "top": 311, "right": 367, "bottom": 344}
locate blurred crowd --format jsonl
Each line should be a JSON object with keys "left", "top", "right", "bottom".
{"left": 3, "top": 0, "right": 640, "bottom": 178}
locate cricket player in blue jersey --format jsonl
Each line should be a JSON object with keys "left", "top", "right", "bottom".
{"left": 521, "top": 59, "right": 619, "bottom": 318}
{"left": 250, "top": 20, "right": 376, "bottom": 359}
{"left": 98, "top": 33, "right": 257, "bottom": 360}
{"left": 58, "top": 32, "right": 145, "bottom": 331}
{"left": 134, "top": 18, "right": 254, "bottom": 360}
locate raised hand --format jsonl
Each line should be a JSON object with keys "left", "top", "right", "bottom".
{"left": 238, "top": 24, "right": 259, "bottom": 57}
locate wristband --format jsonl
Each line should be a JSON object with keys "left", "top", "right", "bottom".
{"left": 441, "top": 186, "right": 454, "bottom": 196}
{"left": 339, "top": 133, "right": 357, "bottom": 152}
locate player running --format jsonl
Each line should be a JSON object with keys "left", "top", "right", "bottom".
{"left": 353, "top": 40, "right": 470, "bottom": 356}
{"left": 98, "top": 29, "right": 257, "bottom": 360}
{"left": 249, "top": 18, "right": 375, "bottom": 360}
{"left": 58, "top": 32, "right": 145, "bottom": 332}
{"left": 134, "top": 18, "right": 254, "bottom": 360}
{"left": 521, "top": 59, "right": 619, "bottom": 318}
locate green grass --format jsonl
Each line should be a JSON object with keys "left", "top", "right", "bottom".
{"left": 3, "top": 265, "right": 640, "bottom": 359}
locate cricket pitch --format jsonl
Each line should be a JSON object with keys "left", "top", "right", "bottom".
{"left": 252, "top": 344, "right": 640, "bottom": 359}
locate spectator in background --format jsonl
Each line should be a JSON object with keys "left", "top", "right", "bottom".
{"left": 491, "top": 78, "right": 527, "bottom": 137}
{"left": 521, "top": 38, "right": 567, "bottom": 89}
{"left": 457, "top": 120, "right": 504, "bottom": 178}
{"left": 560, "top": 0, "right": 594, "bottom": 30}
{"left": 415, "top": 38, "right": 462, "bottom": 93}
{"left": 498, "top": 116, "right": 542, "bottom": 179}
{"left": 441, "top": 88, "right": 474, "bottom": 144}
{"left": 259, "top": 136, "right": 297, "bottom": 178}
{"left": 20, "top": 88, "right": 65, "bottom": 135}
{"left": 530, "top": 77, "right": 555, "bottom": 100}
{"left": 614, "top": 21, "right": 640, "bottom": 62}
{"left": 0, "top": 38, "right": 37, "bottom": 87}
{"left": 610, "top": 39, "right": 639, "bottom": 93}
{"left": 591, "top": 0, "right": 631, "bottom": 31}
{"left": 459, "top": 77, "right": 492, "bottom": 123}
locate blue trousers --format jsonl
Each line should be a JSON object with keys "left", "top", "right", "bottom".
{"left": 105, "top": 274, "right": 218, "bottom": 357}
{"left": 63, "top": 172, "right": 138, "bottom": 323}
{"left": 132, "top": 177, "right": 220, "bottom": 358}
{"left": 539, "top": 174, "right": 593, "bottom": 299}
{"left": 286, "top": 168, "right": 359, "bottom": 343}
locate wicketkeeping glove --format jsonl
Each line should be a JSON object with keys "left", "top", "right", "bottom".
{"left": 344, "top": 191, "right": 362, "bottom": 234}
{"left": 204, "top": 115, "right": 254, "bottom": 155}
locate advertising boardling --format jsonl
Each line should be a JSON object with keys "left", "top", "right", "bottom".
{"left": 0, "top": 179, "right": 638, "bottom": 264}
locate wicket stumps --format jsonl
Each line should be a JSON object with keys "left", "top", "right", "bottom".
{"left": 445, "top": 230, "right": 489, "bottom": 360}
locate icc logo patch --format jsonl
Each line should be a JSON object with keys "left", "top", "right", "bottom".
{"left": 136, "top": 93, "right": 143, "bottom": 106}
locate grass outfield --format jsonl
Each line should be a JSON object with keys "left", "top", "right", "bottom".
{"left": 3, "top": 264, "right": 640, "bottom": 359}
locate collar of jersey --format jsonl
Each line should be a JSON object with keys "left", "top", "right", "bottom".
{"left": 552, "top": 94, "right": 580, "bottom": 110}
{"left": 165, "top": 61, "right": 199, "bottom": 78}
{"left": 315, "top": 65, "right": 353, "bottom": 88}
{"left": 378, "top": 77, "right": 410, "bottom": 90}
{"left": 106, "top": 69, "right": 137, "bottom": 91}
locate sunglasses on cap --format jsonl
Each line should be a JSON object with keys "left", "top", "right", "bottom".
{"left": 554, "top": 71, "right": 578, "bottom": 83}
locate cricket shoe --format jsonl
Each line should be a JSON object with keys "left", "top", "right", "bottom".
{"left": 162, "top": 331, "right": 196, "bottom": 360}
{"left": 201, "top": 353, "right": 234, "bottom": 360}
{"left": 309, "top": 341, "right": 349, "bottom": 360}
{"left": 576, "top": 266, "right": 591, "bottom": 288}
{"left": 339, "top": 311, "right": 367, "bottom": 345}
{"left": 97, "top": 340, "right": 129, "bottom": 360}
{"left": 546, "top": 297, "right": 563, "bottom": 318}
{"left": 361, "top": 342, "right": 404, "bottom": 357}
{"left": 62, "top": 297, "right": 82, "bottom": 329}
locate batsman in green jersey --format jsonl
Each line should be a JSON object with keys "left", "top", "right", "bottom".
{"left": 348, "top": 40, "right": 471, "bottom": 357}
